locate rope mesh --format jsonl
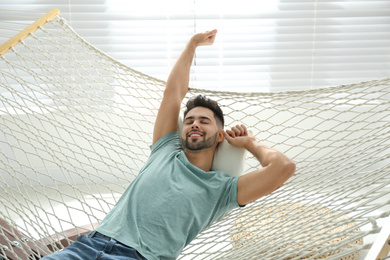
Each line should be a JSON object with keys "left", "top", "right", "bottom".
{"left": 0, "top": 16, "right": 389, "bottom": 259}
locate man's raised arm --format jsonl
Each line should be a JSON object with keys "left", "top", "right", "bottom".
{"left": 153, "top": 30, "right": 218, "bottom": 145}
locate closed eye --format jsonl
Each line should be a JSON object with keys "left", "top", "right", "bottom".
{"left": 184, "top": 116, "right": 212, "bottom": 124}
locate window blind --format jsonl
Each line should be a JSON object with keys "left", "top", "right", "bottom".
{"left": 1, "top": 0, "right": 389, "bottom": 92}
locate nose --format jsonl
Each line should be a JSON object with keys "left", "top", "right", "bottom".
{"left": 191, "top": 123, "right": 199, "bottom": 129}
{"left": 191, "top": 120, "right": 200, "bottom": 129}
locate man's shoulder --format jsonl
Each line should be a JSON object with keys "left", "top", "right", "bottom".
{"left": 150, "top": 131, "right": 181, "bottom": 153}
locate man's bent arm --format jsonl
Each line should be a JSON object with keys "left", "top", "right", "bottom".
{"left": 153, "top": 30, "right": 217, "bottom": 145}
{"left": 224, "top": 126, "right": 296, "bottom": 206}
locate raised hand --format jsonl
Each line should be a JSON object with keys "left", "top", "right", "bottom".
{"left": 223, "top": 124, "right": 255, "bottom": 149}
{"left": 191, "top": 29, "right": 218, "bottom": 47}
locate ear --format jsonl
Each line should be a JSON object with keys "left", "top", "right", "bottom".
{"left": 217, "top": 130, "right": 225, "bottom": 143}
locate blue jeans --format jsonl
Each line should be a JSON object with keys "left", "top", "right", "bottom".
{"left": 40, "top": 231, "right": 147, "bottom": 260}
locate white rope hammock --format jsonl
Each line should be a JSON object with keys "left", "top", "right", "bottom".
{"left": 0, "top": 9, "right": 389, "bottom": 260}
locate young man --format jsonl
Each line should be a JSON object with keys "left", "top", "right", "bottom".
{"left": 41, "top": 30, "right": 295, "bottom": 260}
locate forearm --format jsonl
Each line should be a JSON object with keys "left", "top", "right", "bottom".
{"left": 165, "top": 40, "right": 197, "bottom": 100}
{"left": 164, "top": 30, "right": 217, "bottom": 100}
{"left": 245, "top": 138, "right": 295, "bottom": 172}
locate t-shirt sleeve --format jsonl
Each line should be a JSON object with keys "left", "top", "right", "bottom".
{"left": 150, "top": 131, "right": 181, "bottom": 154}
{"left": 226, "top": 176, "right": 242, "bottom": 209}
{"left": 205, "top": 175, "right": 242, "bottom": 228}
{"left": 137, "top": 131, "right": 181, "bottom": 175}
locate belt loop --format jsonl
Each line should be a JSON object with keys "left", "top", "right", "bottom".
{"left": 88, "top": 230, "right": 97, "bottom": 238}
{"left": 104, "top": 238, "right": 116, "bottom": 253}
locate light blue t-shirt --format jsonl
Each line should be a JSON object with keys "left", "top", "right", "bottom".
{"left": 96, "top": 131, "right": 240, "bottom": 260}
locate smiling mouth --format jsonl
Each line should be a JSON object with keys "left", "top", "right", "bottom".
{"left": 188, "top": 131, "right": 204, "bottom": 138}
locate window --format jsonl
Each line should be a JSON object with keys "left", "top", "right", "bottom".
{"left": 1, "top": 0, "right": 390, "bottom": 92}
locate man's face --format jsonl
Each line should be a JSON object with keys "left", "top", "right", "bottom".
{"left": 181, "top": 107, "right": 221, "bottom": 152}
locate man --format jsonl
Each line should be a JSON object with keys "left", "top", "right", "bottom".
{"left": 42, "top": 30, "right": 295, "bottom": 260}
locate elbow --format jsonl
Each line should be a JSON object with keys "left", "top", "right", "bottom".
{"left": 269, "top": 160, "right": 295, "bottom": 195}
{"left": 282, "top": 160, "right": 296, "bottom": 179}
{"left": 269, "top": 152, "right": 296, "bottom": 179}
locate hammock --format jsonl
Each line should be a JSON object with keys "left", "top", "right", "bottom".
{"left": 0, "top": 9, "right": 389, "bottom": 260}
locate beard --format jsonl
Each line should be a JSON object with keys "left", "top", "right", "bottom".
{"left": 182, "top": 131, "right": 218, "bottom": 151}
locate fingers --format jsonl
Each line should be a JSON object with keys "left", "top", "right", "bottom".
{"left": 193, "top": 29, "right": 218, "bottom": 46}
{"left": 206, "top": 29, "right": 218, "bottom": 35}
{"left": 223, "top": 131, "right": 232, "bottom": 140}
{"left": 204, "top": 29, "right": 217, "bottom": 40}
{"left": 202, "top": 30, "right": 217, "bottom": 45}
{"left": 228, "top": 124, "right": 247, "bottom": 137}
{"left": 225, "top": 129, "right": 235, "bottom": 137}
{"left": 207, "top": 30, "right": 217, "bottom": 43}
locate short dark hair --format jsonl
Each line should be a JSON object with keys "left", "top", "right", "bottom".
{"left": 183, "top": 95, "right": 224, "bottom": 129}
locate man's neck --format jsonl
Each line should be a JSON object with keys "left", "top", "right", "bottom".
{"left": 184, "top": 148, "right": 215, "bottom": 172}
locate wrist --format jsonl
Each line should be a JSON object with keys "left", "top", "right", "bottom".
{"left": 246, "top": 138, "right": 271, "bottom": 160}
{"left": 189, "top": 32, "right": 209, "bottom": 48}
{"left": 244, "top": 136, "right": 260, "bottom": 151}
{"left": 188, "top": 36, "right": 200, "bottom": 49}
